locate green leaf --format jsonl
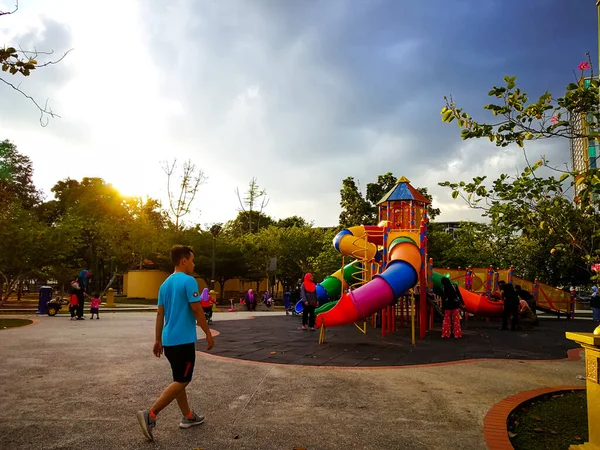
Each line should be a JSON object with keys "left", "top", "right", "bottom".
{"left": 451, "top": 191, "right": 459, "bottom": 200}
{"left": 559, "top": 173, "right": 569, "bottom": 182}
{"left": 442, "top": 111, "right": 453, "bottom": 122}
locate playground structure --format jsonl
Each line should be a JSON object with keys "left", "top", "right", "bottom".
{"left": 297, "top": 176, "right": 575, "bottom": 344}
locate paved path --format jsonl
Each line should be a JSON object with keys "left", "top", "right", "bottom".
{"left": 0, "top": 312, "right": 588, "bottom": 450}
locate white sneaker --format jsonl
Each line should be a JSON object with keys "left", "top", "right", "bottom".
{"left": 179, "top": 411, "right": 205, "bottom": 429}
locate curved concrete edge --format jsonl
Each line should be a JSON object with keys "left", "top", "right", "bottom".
{"left": 483, "top": 385, "right": 585, "bottom": 450}
{"left": 197, "top": 329, "right": 220, "bottom": 339}
{"left": 0, "top": 317, "right": 39, "bottom": 330}
{"left": 196, "top": 346, "right": 583, "bottom": 371}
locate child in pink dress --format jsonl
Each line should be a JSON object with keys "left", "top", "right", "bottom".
{"left": 90, "top": 293, "right": 101, "bottom": 319}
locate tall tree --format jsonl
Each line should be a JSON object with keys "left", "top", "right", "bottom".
{"left": 339, "top": 177, "right": 371, "bottom": 227}
{"left": 276, "top": 215, "right": 311, "bottom": 228}
{"left": 0, "top": 140, "right": 41, "bottom": 208}
{"left": 162, "top": 158, "right": 206, "bottom": 231}
{"left": 224, "top": 211, "right": 275, "bottom": 237}
{"left": 235, "top": 177, "right": 270, "bottom": 234}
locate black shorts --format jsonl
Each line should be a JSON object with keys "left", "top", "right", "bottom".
{"left": 164, "top": 343, "right": 196, "bottom": 383}
{"left": 90, "top": 308, "right": 99, "bottom": 314}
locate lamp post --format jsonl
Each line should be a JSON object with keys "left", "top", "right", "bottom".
{"left": 209, "top": 224, "right": 222, "bottom": 291}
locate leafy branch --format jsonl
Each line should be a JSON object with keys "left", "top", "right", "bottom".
{"left": 1, "top": 1, "right": 73, "bottom": 125}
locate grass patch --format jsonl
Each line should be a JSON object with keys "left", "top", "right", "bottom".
{"left": 0, "top": 318, "right": 33, "bottom": 329}
{"left": 509, "top": 389, "right": 587, "bottom": 450}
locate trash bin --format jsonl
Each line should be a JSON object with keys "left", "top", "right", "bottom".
{"left": 37, "top": 286, "right": 53, "bottom": 315}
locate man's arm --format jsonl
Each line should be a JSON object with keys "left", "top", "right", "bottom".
{"left": 153, "top": 305, "right": 164, "bottom": 357}
{"left": 190, "top": 302, "right": 215, "bottom": 351}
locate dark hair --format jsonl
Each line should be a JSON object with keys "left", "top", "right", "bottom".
{"left": 441, "top": 277, "right": 455, "bottom": 297}
{"left": 514, "top": 285, "right": 521, "bottom": 291}
{"left": 171, "top": 245, "right": 194, "bottom": 266}
{"left": 499, "top": 283, "right": 515, "bottom": 293}
{"left": 92, "top": 292, "right": 99, "bottom": 298}
{"left": 498, "top": 280, "right": 506, "bottom": 286}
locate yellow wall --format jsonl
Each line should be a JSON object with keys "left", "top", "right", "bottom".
{"left": 125, "top": 271, "right": 279, "bottom": 300}
{"left": 126, "top": 270, "right": 169, "bottom": 299}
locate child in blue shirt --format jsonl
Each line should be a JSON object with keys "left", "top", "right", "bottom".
{"left": 137, "top": 245, "right": 215, "bottom": 442}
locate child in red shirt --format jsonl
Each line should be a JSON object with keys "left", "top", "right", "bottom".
{"left": 90, "top": 293, "right": 101, "bottom": 319}
{"left": 69, "top": 280, "right": 80, "bottom": 320}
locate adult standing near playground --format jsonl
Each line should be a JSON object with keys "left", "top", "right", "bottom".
{"left": 591, "top": 285, "right": 600, "bottom": 322}
{"left": 245, "top": 289, "right": 257, "bottom": 311}
{"left": 137, "top": 245, "right": 214, "bottom": 442}
{"left": 75, "top": 269, "right": 90, "bottom": 320}
{"left": 499, "top": 281, "right": 520, "bottom": 331}
{"left": 301, "top": 273, "right": 318, "bottom": 331}
{"left": 440, "top": 277, "right": 463, "bottom": 338}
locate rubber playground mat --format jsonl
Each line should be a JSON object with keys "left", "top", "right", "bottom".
{"left": 197, "top": 315, "right": 598, "bottom": 367}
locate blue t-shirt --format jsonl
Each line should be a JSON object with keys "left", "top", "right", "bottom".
{"left": 158, "top": 272, "right": 200, "bottom": 346}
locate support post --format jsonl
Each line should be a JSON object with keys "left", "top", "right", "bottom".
{"left": 566, "top": 329, "right": 600, "bottom": 450}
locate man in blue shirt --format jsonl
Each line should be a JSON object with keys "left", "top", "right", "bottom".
{"left": 137, "top": 245, "right": 215, "bottom": 442}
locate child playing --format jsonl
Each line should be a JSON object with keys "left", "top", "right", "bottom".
{"left": 199, "top": 288, "right": 217, "bottom": 324}
{"left": 90, "top": 293, "right": 101, "bottom": 319}
{"left": 69, "top": 293, "right": 79, "bottom": 320}
{"left": 69, "top": 280, "right": 80, "bottom": 320}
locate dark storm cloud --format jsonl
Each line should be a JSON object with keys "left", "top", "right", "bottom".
{"left": 139, "top": 0, "right": 596, "bottom": 225}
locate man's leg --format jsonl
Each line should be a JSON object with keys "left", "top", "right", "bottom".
{"left": 175, "top": 386, "right": 191, "bottom": 416}
{"left": 151, "top": 381, "right": 189, "bottom": 415}
{"left": 501, "top": 307, "right": 509, "bottom": 329}
{"left": 77, "top": 298, "right": 84, "bottom": 318}
{"left": 511, "top": 304, "right": 519, "bottom": 330}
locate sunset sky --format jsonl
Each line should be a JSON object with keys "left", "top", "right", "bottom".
{"left": 0, "top": 0, "right": 597, "bottom": 227}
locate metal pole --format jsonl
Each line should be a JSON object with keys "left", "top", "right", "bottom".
{"left": 210, "top": 236, "right": 216, "bottom": 290}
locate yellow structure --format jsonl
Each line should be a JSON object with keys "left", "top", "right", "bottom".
{"left": 106, "top": 288, "right": 115, "bottom": 307}
{"left": 124, "top": 270, "right": 276, "bottom": 300}
{"left": 125, "top": 270, "right": 169, "bottom": 299}
{"left": 566, "top": 326, "right": 600, "bottom": 450}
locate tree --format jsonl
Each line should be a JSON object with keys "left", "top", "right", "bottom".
{"left": 307, "top": 228, "right": 343, "bottom": 282}
{"left": 186, "top": 230, "right": 247, "bottom": 301}
{"left": 235, "top": 177, "right": 270, "bottom": 233}
{"left": 224, "top": 210, "right": 275, "bottom": 237}
{"left": 0, "top": 202, "right": 53, "bottom": 303}
{"left": 439, "top": 59, "right": 600, "bottom": 283}
{"left": 162, "top": 158, "right": 206, "bottom": 231}
{"left": 1, "top": 2, "right": 72, "bottom": 125}
{"left": 339, "top": 176, "right": 372, "bottom": 227}
{"left": 416, "top": 187, "right": 441, "bottom": 220}
{"left": 0, "top": 140, "right": 41, "bottom": 208}
{"left": 276, "top": 215, "right": 311, "bottom": 228}
{"left": 365, "top": 172, "right": 398, "bottom": 220}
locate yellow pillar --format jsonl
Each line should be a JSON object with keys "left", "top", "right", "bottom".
{"left": 106, "top": 288, "right": 115, "bottom": 308}
{"left": 566, "top": 326, "right": 600, "bottom": 450}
